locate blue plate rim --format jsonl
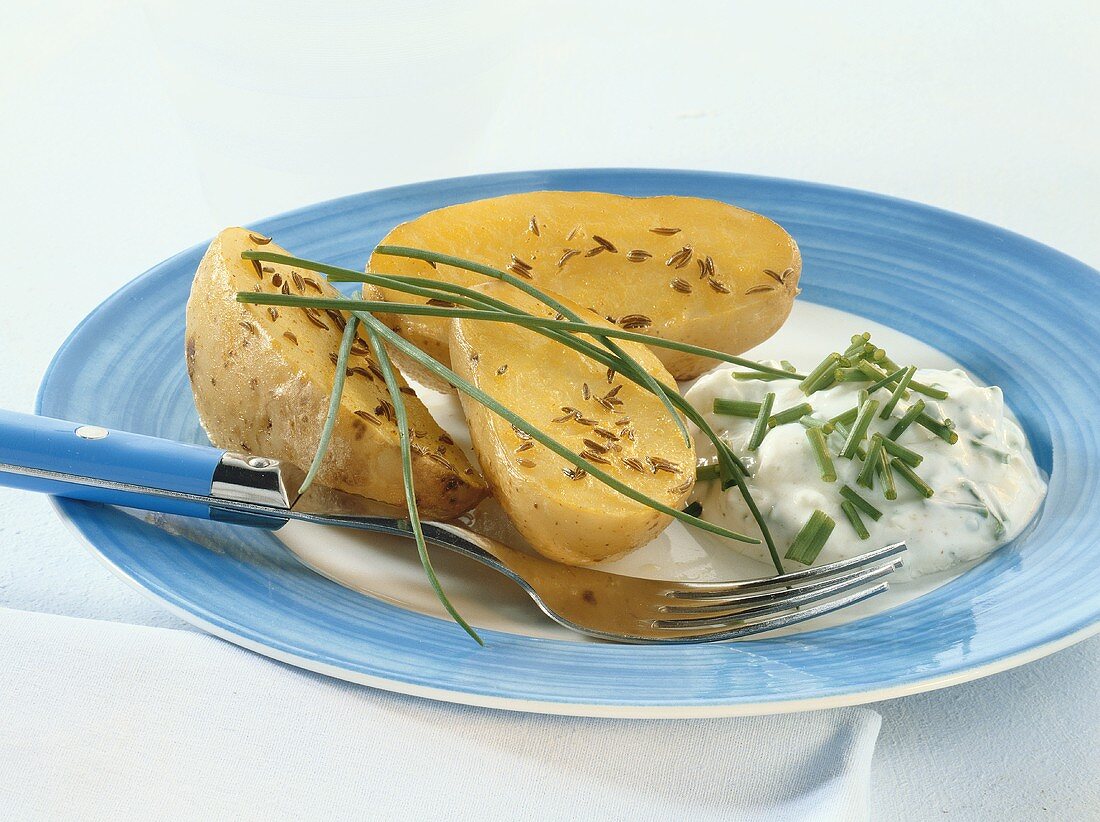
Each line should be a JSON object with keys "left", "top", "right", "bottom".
{"left": 36, "top": 167, "right": 1100, "bottom": 717}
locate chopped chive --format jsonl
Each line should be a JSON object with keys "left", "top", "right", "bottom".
{"left": 886, "top": 399, "right": 927, "bottom": 440}
{"left": 841, "top": 398, "right": 880, "bottom": 459}
{"left": 840, "top": 485, "right": 883, "bottom": 521}
{"left": 906, "top": 378, "right": 948, "bottom": 400}
{"left": 841, "top": 500, "right": 870, "bottom": 540}
{"left": 879, "top": 353, "right": 901, "bottom": 372}
{"left": 682, "top": 501, "right": 704, "bottom": 518}
{"left": 770, "top": 402, "right": 814, "bottom": 427}
{"left": 828, "top": 406, "right": 859, "bottom": 430}
{"left": 696, "top": 462, "right": 720, "bottom": 482}
{"left": 857, "top": 388, "right": 869, "bottom": 407}
{"left": 880, "top": 365, "right": 917, "bottom": 418}
{"left": 878, "top": 455, "right": 898, "bottom": 500}
{"left": 857, "top": 436, "right": 883, "bottom": 489}
{"left": 833, "top": 367, "right": 870, "bottom": 383}
{"left": 892, "top": 459, "right": 934, "bottom": 498}
{"left": 799, "top": 353, "right": 843, "bottom": 395}
{"left": 784, "top": 510, "right": 835, "bottom": 565}
{"left": 805, "top": 426, "right": 837, "bottom": 482}
{"left": 843, "top": 333, "right": 872, "bottom": 358}
{"left": 855, "top": 360, "right": 890, "bottom": 383}
{"left": 867, "top": 366, "right": 908, "bottom": 395}
{"left": 799, "top": 415, "right": 831, "bottom": 431}
{"left": 747, "top": 392, "right": 775, "bottom": 451}
{"left": 916, "top": 412, "right": 959, "bottom": 444}
{"left": 880, "top": 435, "right": 923, "bottom": 467}
{"left": 780, "top": 360, "right": 797, "bottom": 373}
{"left": 713, "top": 398, "right": 762, "bottom": 418}
{"left": 847, "top": 345, "right": 874, "bottom": 364}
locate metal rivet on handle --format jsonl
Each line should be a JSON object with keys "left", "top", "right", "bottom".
{"left": 74, "top": 425, "right": 109, "bottom": 440}
{"left": 247, "top": 457, "right": 273, "bottom": 469}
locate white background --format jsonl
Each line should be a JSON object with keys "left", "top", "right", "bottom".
{"left": 1, "top": 1, "right": 1097, "bottom": 818}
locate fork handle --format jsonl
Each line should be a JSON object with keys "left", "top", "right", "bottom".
{"left": 0, "top": 409, "right": 269, "bottom": 522}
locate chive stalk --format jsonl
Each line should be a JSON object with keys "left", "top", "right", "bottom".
{"left": 371, "top": 246, "right": 691, "bottom": 448}
{"left": 805, "top": 427, "right": 837, "bottom": 482}
{"left": 855, "top": 360, "right": 890, "bottom": 383}
{"left": 784, "top": 510, "right": 835, "bottom": 565}
{"left": 892, "top": 459, "right": 934, "bottom": 498}
{"left": 828, "top": 406, "right": 859, "bottom": 430}
{"left": 866, "top": 366, "right": 908, "bottom": 395}
{"left": 297, "top": 314, "right": 358, "bottom": 495}
{"left": 907, "top": 378, "right": 949, "bottom": 400}
{"left": 799, "top": 353, "right": 843, "bottom": 395}
{"left": 713, "top": 398, "right": 762, "bottom": 418}
{"left": 841, "top": 500, "right": 870, "bottom": 540}
{"left": 880, "top": 365, "right": 917, "bottom": 418}
{"left": 916, "top": 412, "right": 959, "bottom": 444}
{"left": 364, "top": 324, "right": 482, "bottom": 644}
{"left": 833, "top": 368, "right": 869, "bottom": 383}
{"left": 886, "top": 399, "right": 927, "bottom": 440}
{"left": 239, "top": 251, "right": 805, "bottom": 379}
{"left": 856, "top": 436, "right": 883, "bottom": 489}
{"left": 879, "top": 353, "right": 901, "bottom": 372}
{"left": 878, "top": 456, "right": 898, "bottom": 501}
{"left": 350, "top": 309, "right": 761, "bottom": 545}
{"left": 843, "top": 333, "right": 872, "bottom": 358}
{"left": 841, "top": 398, "right": 880, "bottom": 459}
{"left": 880, "top": 435, "right": 923, "bottom": 467}
{"left": 769, "top": 402, "right": 814, "bottom": 428}
{"left": 840, "top": 485, "right": 883, "bottom": 521}
{"left": 747, "top": 392, "right": 775, "bottom": 451}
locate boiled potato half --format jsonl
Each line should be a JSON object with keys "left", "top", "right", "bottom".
{"left": 450, "top": 281, "right": 696, "bottom": 565}
{"left": 370, "top": 191, "right": 801, "bottom": 380}
{"left": 186, "top": 227, "right": 488, "bottom": 519}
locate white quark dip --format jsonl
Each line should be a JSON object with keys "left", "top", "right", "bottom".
{"left": 685, "top": 365, "right": 1047, "bottom": 580}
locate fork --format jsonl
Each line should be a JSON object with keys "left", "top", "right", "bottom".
{"left": 0, "top": 409, "right": 906, "bottom": 643}
{"left": 360, "top": 521, "right": 906, "bottom": 643}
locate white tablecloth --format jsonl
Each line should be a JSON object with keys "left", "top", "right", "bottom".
{"left": 2, "top": 2, "right": 1097, "bottom": 818}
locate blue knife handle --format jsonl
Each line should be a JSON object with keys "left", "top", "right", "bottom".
{"left": 0, "top": 409, "right": 226, "bottom": 520}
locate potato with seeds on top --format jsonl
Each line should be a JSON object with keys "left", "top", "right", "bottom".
{"left": 185, "top": 227, "right": 488, "bottom": 519}
{"left": 369, "top": 190, "right": 801, "bottom": 380}
{"left": 449, "top": 281, "right": 696, "bottom": 565}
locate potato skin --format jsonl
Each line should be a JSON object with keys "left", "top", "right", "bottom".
{"left": 370, "top": 191, "right": 801, "bottom": 380}
{"left": 450, "top": 282, "right": 695, "bottom": 565}
{"left": 185, "top": 227, "right": 487, "bottom": 519}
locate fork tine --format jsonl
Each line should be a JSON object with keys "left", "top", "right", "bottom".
{"left": 652, "top": 560, "right": 902, "bottom": 629}
{"left": 661, "top": 541, "right": 906, "bottom": 600}
{"left": 658, "top": 560, "right": 903, "bottom": 614}
{"left": 645, "top": 581, "right": 893, "bottom": 643}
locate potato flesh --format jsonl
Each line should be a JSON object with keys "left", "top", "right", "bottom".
{"left": 185, "top": 227, "right": 487, "bottom": 519}
{"left": 449, "top": 282, "right": 695, "bottom": 565}
{"left": 370, "top": 191, "right": 801, "bottom": 379}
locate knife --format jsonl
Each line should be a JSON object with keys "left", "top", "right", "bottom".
{"left": 0, "top": 408, "right": 425, "bottom": 534}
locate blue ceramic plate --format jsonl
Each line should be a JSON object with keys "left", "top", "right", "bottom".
{"left": 38, "top": 170, "right": 1100, "bottom": 716}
